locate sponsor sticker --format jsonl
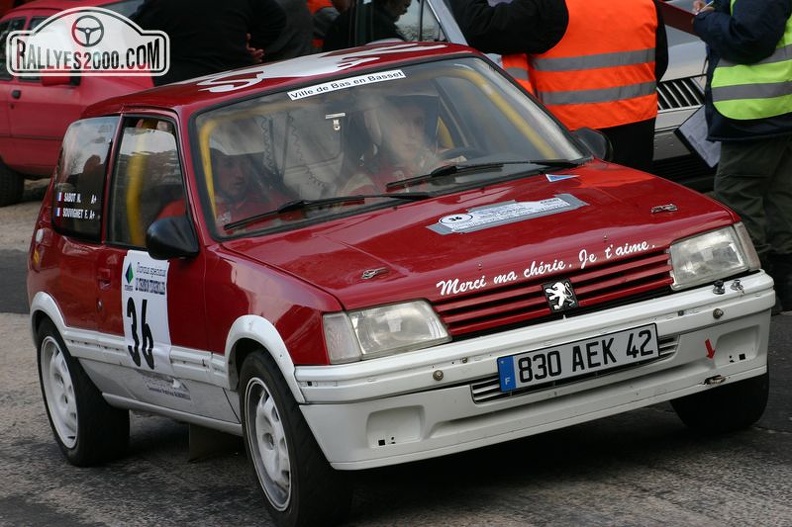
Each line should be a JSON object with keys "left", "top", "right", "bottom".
{"left": 430, "top": 194, "right": 588, "bottom": 234}
{"left": 6, "top": 7, "right": 169, "bottom": 77}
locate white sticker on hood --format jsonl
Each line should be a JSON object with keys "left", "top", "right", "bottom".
{"left": 430, "top": 194, "right": 587, "bottom": 234}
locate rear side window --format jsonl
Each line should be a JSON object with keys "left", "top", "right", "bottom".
{"left": 51, "top": 117, "right": 118, "bottom": 241}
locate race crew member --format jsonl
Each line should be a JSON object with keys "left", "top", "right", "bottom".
{"left": 693, "top": 0, "right": 792, "bottom": 311}
{"left": 526, "top": 0, "right": 668, "bottom": 172}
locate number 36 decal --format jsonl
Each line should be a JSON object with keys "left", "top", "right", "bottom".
{"left": 122, "top": 251, "right": 172, "bottom": 373}
{"left": 127, "top": 297, "right": 154, "bottom": 369}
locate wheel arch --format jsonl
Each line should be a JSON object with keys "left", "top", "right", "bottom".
{"left": 29, "top": 291, "right": 66, "bottom": 345}
{"left": 225, "top": 314, "right": 305, "bottom": 404}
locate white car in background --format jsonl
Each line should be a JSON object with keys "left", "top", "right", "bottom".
{"left": 349, "top": 0, "right": 712, "bottom": 190}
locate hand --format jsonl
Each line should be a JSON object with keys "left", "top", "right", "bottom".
{"left": 693, "top": 0, "right": 714, "bottom": 15}
{"left": 246, "top": 33, "right": 264, "bottom": 64}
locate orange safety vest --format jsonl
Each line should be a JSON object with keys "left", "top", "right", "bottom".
{"left": 527, "top": 0, "right": 658, "bottom": 130}
{"left": 501, "top": 54, "right": 534, "bottom": 94}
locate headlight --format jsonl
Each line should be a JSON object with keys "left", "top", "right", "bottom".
{"left": 670, "top": 224, "right": 760, "bottom": 290}
{"left": 323, "top": 300, "right": 450, "bottom": 363}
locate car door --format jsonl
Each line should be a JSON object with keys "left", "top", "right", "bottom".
{"left": 97, "top": 115, "right": 211, "bottom": 410}
{"left": 45, "top": 116, "right": 116, "bottom": 331}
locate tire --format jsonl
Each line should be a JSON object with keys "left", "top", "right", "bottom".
{"left": 671, "top": 372, "right": 769, "bottom": 435}
{"left": 240, "top": 351, "right": 352, "bottom": 527}
{"left": 0, "top": 162, "right": 24, "bottom": 207}
{"left": 36, "top": 319, "right": 129, "bottom": 466}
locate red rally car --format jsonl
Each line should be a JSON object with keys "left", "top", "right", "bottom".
{"left": 27, "top": 42, "right": 773, "bottom": 527}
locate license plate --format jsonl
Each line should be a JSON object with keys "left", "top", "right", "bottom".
{"left": 498, "top": 324, "right": 659, "bottom": 391}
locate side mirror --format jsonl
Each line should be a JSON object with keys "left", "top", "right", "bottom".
{"left": 572, "top": 127, "right": 613, "bottom": 161}
{"left": 146, "top": 215, "right": 199, "bottom": 260}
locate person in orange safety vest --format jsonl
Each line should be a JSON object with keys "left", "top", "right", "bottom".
{"left": 527, "top": 0, "right": 668, "bottom": 171}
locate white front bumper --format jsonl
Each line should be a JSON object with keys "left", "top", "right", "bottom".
{"left": 295, "top": 273, "right": 773, "bottom": 470}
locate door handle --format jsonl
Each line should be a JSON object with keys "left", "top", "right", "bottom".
{"left": 98, "top": 268, "right": 112, "bottom": 289}
{"left": 11, "top": 89, "right": 20, "bottom": 99}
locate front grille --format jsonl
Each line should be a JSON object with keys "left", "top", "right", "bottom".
{"left": 433, "top": 249, "right": 673, "bottom": 337}
{"left": 470, "top": 335, "right": 679, "bottom": 404}
{"left": 657, "top": 76, "right": 705, "bottom": 111}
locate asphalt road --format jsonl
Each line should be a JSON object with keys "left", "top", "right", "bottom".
{"left": 1, "top": 193, "right": 790, "bottom": 526}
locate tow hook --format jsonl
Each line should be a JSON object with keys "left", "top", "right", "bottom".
{"left": 704, "top": 375, "right": 726, "bottom": 386}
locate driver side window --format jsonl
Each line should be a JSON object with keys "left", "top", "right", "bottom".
{"left": 108, "top": 118, "right": 185, "bottom": 248}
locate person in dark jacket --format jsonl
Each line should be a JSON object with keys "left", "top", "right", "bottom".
{"left": 322, "top": 0, "right": 409, "bottom": 51}
{"left": 131, "top": 0, "right": 286, "bottom": 86}
{"left": 449, "top": 0, "right": 568, "bottom": 57}
{"left": 264, "top": 0, "right": 314, "bottom": 62}
{"left": 693, "top": 0, "right": 792, "bottom": 312}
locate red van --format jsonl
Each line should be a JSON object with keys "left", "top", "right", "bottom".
{"left": 0, "top": 0, "right": 149, "bottom": 206}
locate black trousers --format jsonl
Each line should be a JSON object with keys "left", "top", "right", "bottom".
{"left": 599, "top": 118, "right": 656, "bottom": 173}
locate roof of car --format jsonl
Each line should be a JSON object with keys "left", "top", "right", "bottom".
{"left": 83, "top": 42, "right": 481, "bottom": 118}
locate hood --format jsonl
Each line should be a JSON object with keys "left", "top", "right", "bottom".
{"left": 221, "top": 162, "right": 735, "bottom": 310}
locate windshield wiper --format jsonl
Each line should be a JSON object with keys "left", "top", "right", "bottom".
{"left": 385, "top": 159, "right": 581, "bottom": 190}
{"left": 386, "top": 162, "right": 504, "bottom": 190}
{"left": 224, "top": 192, "right": 430, "bottom": 231}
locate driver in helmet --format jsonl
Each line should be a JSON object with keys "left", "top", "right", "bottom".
{"left": 339, "top": 94, "right": 446, "bottom": 194}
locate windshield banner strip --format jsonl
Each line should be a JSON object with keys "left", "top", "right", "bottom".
{"left": 287, "top": 70, "right": 406, "bottom": 100}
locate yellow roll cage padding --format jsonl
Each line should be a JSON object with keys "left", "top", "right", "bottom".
{"left": 125, "top": 132, "right": 148, "bottom": 247}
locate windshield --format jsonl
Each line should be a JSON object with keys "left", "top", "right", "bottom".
{"left": 193, "top": 56, "right": 584, "bottom": 238}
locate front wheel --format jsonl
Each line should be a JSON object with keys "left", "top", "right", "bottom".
{"left": 37, "top": 319, "right": 130, "bottom": 466}
{"left": 240, "top": 351, "right": 351, "bottom": 527}
{"left": 671, "top": 372, "right": 769, "bottom": 434}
